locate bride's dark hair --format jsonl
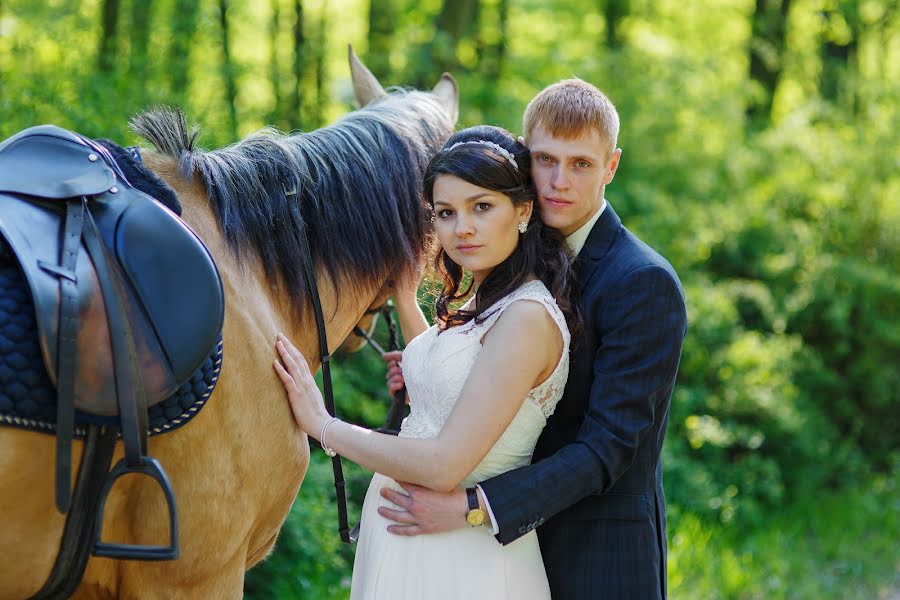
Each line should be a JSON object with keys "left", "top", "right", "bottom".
{"left": 423, "top": 125, "right": 578, "bottom": 331}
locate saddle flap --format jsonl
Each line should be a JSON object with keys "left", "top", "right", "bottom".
{"left": 0, "top": 126, "right": 116, "bottom": 199}
{"left": 105, "top": 192, "right": 225, "bottom": 384}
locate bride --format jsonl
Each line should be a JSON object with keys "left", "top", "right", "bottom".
{"left": 275, "top": 125, "right": 577, "bottom": 599}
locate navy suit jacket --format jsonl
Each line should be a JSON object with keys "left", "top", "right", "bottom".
{"left": 479, "top": 204, "right": 687, "bottom": 599}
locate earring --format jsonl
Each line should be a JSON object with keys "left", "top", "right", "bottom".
{"left": 518, "top": 222, "right": 527, "bottom": 234}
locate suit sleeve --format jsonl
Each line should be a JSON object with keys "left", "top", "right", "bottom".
{"left": 478, "top": 264, "right": 687, "bottom": 545}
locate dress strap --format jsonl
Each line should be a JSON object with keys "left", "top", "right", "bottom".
{"left": 472, "top": 281, "right": 570, "bottom": 349}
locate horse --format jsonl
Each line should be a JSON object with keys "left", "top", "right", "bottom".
{"left": 0, "top": 49, "right": 458, "bottom": 599}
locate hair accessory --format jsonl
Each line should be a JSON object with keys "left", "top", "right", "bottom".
{"left": 446, "top": 140, "right": 519, "bottom": 170}
{"left": 518, "top": 221, "right": 528, "bottom": 234}
{"left": 320, "top": 416, "right": 339, "bottom": 457}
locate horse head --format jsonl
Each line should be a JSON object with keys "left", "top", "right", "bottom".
{"left": 334, "top": 46, "right": 455, "bottom": 355}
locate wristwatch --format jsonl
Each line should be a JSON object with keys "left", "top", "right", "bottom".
{"left": 465, "top": 487, "right": 486, "bottom": 527}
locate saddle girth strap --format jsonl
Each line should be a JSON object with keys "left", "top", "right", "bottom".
{"left": 31, "top": 425, "right": 117, "bottom": 600}
{"left": 51, "top": 199, "right": 86, "bottom": 512}
{"left": 79, "top": 206, "right": 149, "bottom": 467}
{"left": 288, "top": 201, "right": 353, "bottom": 544}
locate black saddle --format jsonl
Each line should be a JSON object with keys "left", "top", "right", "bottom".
{"left": 0, "top": 125, "right": 224, "bottom": 594}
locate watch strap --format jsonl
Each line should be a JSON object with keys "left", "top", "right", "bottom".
{"left": 465, "top": 487, "right": 479, "bottom": 511}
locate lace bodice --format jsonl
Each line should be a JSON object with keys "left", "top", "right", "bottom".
{"left": 398, "top": 280, "right": 570, "bottom": 486}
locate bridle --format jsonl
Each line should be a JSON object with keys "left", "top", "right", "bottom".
{"left": 289, "top": 201, "right": 406, "bottom": 544}
{"left": 352, "top": 303, "right": 408, "bottom": 436}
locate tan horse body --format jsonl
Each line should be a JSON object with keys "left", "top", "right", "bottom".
{"left": 0, "top": 53, "right": 456, "bottom": 599}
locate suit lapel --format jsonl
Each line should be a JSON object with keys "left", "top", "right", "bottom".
{"left": 574, "top": 203, "right": 622, "bottom": 284}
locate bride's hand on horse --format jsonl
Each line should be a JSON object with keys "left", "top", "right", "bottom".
{"left": 274, "top": 333, "right": 330, "bottom": 437}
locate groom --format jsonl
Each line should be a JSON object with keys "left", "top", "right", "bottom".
{"left": 380, "top": 79, "right": 687, "bottom": 599}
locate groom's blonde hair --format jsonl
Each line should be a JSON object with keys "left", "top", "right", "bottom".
{"left": 523, "top": 78, "right": 620, "bottom": 159}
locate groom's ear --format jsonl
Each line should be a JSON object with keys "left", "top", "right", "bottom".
{"left": 603, "top": 148, "right": 622, "bottom": 184}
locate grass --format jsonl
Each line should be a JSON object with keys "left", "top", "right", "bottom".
{"left": 669, "top": 473, "right": 899, "bottom": 599}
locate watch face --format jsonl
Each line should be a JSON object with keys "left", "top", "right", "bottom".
{"left": 466, "top": 509, "right": 486, "bottom": 526}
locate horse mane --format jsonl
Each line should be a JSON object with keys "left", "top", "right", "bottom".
{"left": 130, "top": 92, "right": 453, "bottom": 311}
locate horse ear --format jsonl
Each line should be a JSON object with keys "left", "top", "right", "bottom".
{"left": 348, "top": 44, "right": 387, "bottom": 107}
{"left": 432, "top": 73, "right": 459, "bottom": 125}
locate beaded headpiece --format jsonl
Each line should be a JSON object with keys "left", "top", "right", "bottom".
{"left": 445, "top": 140, "right": 519, "bottom": 171}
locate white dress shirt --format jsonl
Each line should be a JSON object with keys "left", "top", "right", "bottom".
{"left": 564, "top": 198, "right": 607, "bottom": 255}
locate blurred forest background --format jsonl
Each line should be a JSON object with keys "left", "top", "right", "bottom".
{"left": 1, "top": 0, "right": 897, "bottom": 597}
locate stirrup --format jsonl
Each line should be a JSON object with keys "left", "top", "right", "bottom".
{"left": 92, "top": 457, "right": 179, "bottom": 561}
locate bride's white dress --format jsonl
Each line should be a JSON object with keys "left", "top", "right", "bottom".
{"left": 350, "top": 280, "right": 570, "bottom": 599}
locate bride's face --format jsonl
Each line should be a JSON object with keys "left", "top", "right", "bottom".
{"left": 432, "top": 174, "right": 532, "bottom": 284}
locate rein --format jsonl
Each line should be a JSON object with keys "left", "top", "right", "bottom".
{"left": 289, "top": 196, "right": 410, "bottom": 543}
{"left": 288, "top": 200, "right": 353, "bottom": 544}
{"left": 353, "top": 303, "right": 408, "bottom": 435}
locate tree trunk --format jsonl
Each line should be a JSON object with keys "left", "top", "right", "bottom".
{"left": 314, "top": 2, "right": 327, "bottom": 128}
{"left": 481, "top": 0, "right": 508, "bottom": 83}
{"left": 269, "top": 0, "right": 283, "bottom": 126}
{"left": 409, "top": 0, "right": 478, "bottom": 86}
{"left": 434, "top": 0, "right": 479, "bottom": 72}
{"left": 129, "top": 0, "right": 152, "bottom": 91}
{"left": 819, "top": 2, "right": 859, "bottom": 107}
{"left": 435, "top": 0, "right": 479, "bottom": 40}
{"left": 219, "top": 0, "right": 239, "bottom": 140}
{"left": 290, "top": 0, "right": 305, "bottom": 130}
{"left": 169, "top": 0, "right": 201, "bottom": 104}
{"left": 367, "top": 0, "right": 395, "bottom": 81}
{"left": 601, "top": 0, "right": 629, "bottom": 49}
{"left": 98, "top": 0, "right": 120, "bottom": 73}
{"left": 746, "top": 0, "right": 792, "bottom": 127}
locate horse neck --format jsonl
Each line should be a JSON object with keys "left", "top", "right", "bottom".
{"left": 141, "top": 151, "right": 384, "bottom": 369}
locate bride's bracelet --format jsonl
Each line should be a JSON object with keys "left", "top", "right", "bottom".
{"left": 320, "top": 417, "right": 339, "bottom": 457}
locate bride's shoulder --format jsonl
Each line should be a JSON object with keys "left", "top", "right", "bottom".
{"left": 490, "top": 282, "right": 566, "bottom": 335}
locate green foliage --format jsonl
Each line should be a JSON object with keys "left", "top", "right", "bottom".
{"left": 244, "top": 455, "right": 357, "bottom": 600}
{"left": 669, "top": 471, "right": 900, "bottom": 599}
{"left": 0, "top": 0, "right": 897, "bottom": 596}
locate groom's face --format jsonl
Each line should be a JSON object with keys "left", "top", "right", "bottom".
{"left": 529, "top": 126, "right": 620, "bottom": 237}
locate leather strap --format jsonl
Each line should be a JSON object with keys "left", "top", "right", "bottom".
{"left": 31, "top": 425, "right": 117, "bottom": 600}
{"left": 466, "top": 487, "right": 479, "bottom": 511}
{"left": 80, "top": 205, "right": 148, "bottom": 467}
{"left": 51, "top": 198, "right": 85, "bottom": 513}
{"left": 288, "top": 200, "right": 353, "bottom": 544}
{"left": 354, "top": 305, "right": 407, "bottom": 435}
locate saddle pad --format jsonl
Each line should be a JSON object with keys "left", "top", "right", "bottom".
{"left": 0, "top": 244, "right": 222, "bottom": 438}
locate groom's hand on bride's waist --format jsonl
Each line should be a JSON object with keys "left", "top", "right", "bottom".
{"left": 378, "top": 482, "right": 489, "bottom": 535}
